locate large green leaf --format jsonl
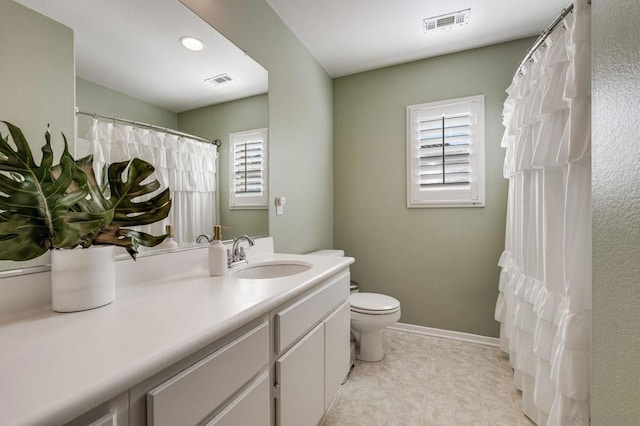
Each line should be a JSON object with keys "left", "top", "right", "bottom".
{"left": 61, "top": 155, "right": 171, "bottom": 259}
{"left": 86, "top": 158, "right": 171, "bottom": 259}
{"left": 0, "top": 122, "right": 171, "bottom": 261}
{"left": 104, "top": 158, "right": 171, "bottom": 227}
{"left": 0, "top": 122, "right": 108, "bottom": 260}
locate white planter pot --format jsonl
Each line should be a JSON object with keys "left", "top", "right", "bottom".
{"left": 51, "top": 246, "right": 116, "bottom": 313}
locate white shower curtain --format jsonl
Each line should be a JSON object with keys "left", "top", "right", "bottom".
{"left": 494, "top": 1, "right": 590, "bottom": 425}
{"left": 86, "top": 118, "right": 218, "bottom": 245}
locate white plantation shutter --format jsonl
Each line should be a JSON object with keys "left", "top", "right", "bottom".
{"left": 235, "top": 140, "right": 263, "bottom": 193}
{"left": 229, "top": 128, "right": 268, "bottom": 209}
{"left": 407, "top": 95, "right": 485, "bottom": 207}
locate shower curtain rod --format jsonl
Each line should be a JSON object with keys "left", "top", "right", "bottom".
{"left": 75, "top": 109, "right": 221, "bottom": 147}
{"left": 515, "top": 3, "right": 575, "bottom": 77}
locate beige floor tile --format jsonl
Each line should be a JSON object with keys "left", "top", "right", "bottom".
{"left": 453, "top": 375, "right": 479, "bottom": 392}
{"left": 454, "top": 413, "right": 488, "bottom": 426}
{"left": 388, "top": 409, "right": 423, "bottom": 426}
{"left": 484, "top": 408, "right": 519, "bottom": 426}
{"left": 393, "top": 396, "right": 424, "bottom": 418}
{"left": 323, "top": 330, "right": 530, "bottom": 426}
{"left": 514, "top": 408, "right": 537, "bottom": 426}
{"left": 354, "top": 403, "right": 392, "bottom": 426}
{"left": 368, "top": 387, "right": 396, "bottom": 402}
{"left": 423, "top": 398, "right": 455, "bottom": 424}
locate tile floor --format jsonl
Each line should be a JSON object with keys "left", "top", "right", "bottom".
{"left": 323, "top": 329, "right": 535, "bottom": 426}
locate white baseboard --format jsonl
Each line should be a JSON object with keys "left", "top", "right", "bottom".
{"left": 388, "top": 322, "right": 499, "bottom": 347}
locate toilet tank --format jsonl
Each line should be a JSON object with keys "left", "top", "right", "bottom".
{"left": 307, "top": 249, "right": 344, "bottom": 257}
{"left": 307, "top": 250, "right": 358, "bottom": 293}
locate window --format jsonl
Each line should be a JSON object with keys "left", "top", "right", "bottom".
{"left": 406, "top": 95, "right": 485, "bottom": 208}
{"left": 229, "top": 128, "right": 268, "bottom": 209}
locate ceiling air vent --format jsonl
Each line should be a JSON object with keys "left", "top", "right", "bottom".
{"left": 205, "top": 73, "right": 235, "bottom": 87}
{"left": 423, "top": 9, "right": 471, "bottom": 32}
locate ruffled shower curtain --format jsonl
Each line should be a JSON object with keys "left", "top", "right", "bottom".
{"left": 86, "top": 118, "right": 218, "bottom": 244}
{"left": 494, "top": 1, "right": 590, "bottom": 425}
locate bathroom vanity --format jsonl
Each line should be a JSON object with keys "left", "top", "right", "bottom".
{"left": 0, "top": 238, "right": 353, "bottom": 425}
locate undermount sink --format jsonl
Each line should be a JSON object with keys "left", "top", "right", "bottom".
{"left": 231, "top": 261, "right": 312, "bottom": 279}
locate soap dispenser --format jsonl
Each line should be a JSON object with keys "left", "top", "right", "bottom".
{"left": 157, "top": 225, "right": 179, "bottom": 249}
{"left": 208, "top": 225, "right": 228, "bottom": 276}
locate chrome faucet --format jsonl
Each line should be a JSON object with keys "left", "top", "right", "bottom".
{"left": 229, "top": 235, "right": 255, "bottom": 268}
{"left": 196, "top": 234, "right": 213, "bottom": 244}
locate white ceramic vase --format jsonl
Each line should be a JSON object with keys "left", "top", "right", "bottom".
{"left": 51, "top": 246, "right": 116, "bottom": 313}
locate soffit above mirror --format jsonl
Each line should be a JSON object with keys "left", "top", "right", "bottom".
{"left": 15, "top": 0, "right": 268, "bottom": 113}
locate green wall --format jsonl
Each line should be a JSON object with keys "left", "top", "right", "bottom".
{"left": 592, "top": 1, "right": 640, "bottom": 423}
{"left": 75, "top": 77, "right": 177, "bottom": 141}
{"left": 0, "top": 0, "right": 75, "bottom": 272}
{"left": 179, "top": 94, "right": 269, "bottom": 239}
{"left": 333, "top": 38, "right": 534, "bottom": 337}
{"left": 181, "top": 0, "right": 334, "bottom": 254}
{"left": 0, "top": 0, "right": 75, "bottom": 158}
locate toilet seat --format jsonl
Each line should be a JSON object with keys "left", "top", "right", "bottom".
{"left": 350, "top": 293, "right": 400, "bottom": 315}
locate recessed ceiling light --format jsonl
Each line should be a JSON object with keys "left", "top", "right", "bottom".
{"left": 180, "top": 36, "right": 205, "bottom": 51}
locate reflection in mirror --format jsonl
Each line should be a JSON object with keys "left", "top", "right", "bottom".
{"left": 179, "top": 97, "right": 269, "bottom": 240}
{"left": 1, "top": 0, "right": 268, "bottom": 272}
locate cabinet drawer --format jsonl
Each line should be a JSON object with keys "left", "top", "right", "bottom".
{"left": 275, "top": 269, "right": 349, "bottom": 353}
{"left": 147, "top": 321, "right": 269, "bottom": 426}
{"left": 204, "top": 372, "right": 270, "bottom": 426}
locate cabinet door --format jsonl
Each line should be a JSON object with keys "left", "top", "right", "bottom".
{"left": 276, "top": 322, "right": 324, "bottom": 426}
{"left": 204, "top": 372, "right": 270, "bottom": 426}
{"left": 147, "top": 321, "right": 269, "bottom": 426}
{"left": 64, "top": 391, "right": 128, "bottom": 426}
{"left": 88, "top": 411, "right": 117, "bottom": 426}
{"left": 324, "top": 300, "right": 351, "bottom": 410}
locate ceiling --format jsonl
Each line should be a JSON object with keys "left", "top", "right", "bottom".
{"left": 14, "top": 0, "right": 570, "bottom": 112}
{"left": 265, "top": 0, "right": 571, "bottom": 77}
{"left": 15, "top": 0, "right": 268, "bottom": 113}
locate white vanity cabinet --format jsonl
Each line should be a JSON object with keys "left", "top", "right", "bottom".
{"left": 8, "top": 250, "right": 355, "bottom": 426}
{"left": 63, "top": 392, "right": 129, "bottom": 426}
{"left": 273, "top": 269, "right": 351, "bottom": 426}
{"left": 128, "top": 318, "right": 270, "bottom": 426}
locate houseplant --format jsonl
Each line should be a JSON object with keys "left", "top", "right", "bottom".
{"left": 0, "top": 121, "right": 171, "bottom": 311}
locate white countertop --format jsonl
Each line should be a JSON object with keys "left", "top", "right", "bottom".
{"left": 0, "top": 249, "right": 354, "bottom": 425}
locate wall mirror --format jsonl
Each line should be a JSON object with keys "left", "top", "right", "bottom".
{"left": 1, "top": 0, "right": 268, "bottom": 273}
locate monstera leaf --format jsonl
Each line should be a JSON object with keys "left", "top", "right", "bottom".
{"left": 0, "top": 121, "right": 171, "bottom": 261}
{"left": 0, "top": 122, "right": 107, "bottom": 260}
{"left": 68, "top": 156, "right": 172, "bottom": 258}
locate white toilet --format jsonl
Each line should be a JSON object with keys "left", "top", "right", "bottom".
{"left": 307, "top": 249, "right": 401, "bottom": 362}
{"left": 350, "top": 292, "right": 401, "bottom": 361}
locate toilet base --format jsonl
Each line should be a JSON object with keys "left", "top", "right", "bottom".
{"left": 356, "top": 330, "right": 384, "bottom": 362}
{"left": 351, "top": 307, "right": 401, "bottom": 362}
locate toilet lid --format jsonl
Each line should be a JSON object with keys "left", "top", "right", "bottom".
{"left": 350, "top": 293, "right": 400, "bottom": 314}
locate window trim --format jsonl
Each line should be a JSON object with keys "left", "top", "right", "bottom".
{"left": 229, "top": 128, "right": 268, "bottom": 210}
{"left": 406, "top": 95, "right": 485, "bottom": 208}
